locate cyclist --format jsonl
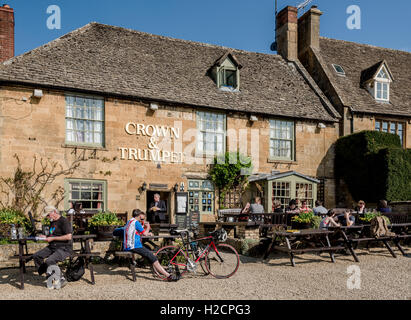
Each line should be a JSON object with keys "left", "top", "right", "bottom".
{"left": 124, "top": 210, "right": 180, "bottom": 282}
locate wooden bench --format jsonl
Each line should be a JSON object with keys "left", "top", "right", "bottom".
{"left": 112, "top": 235, "right": 179, "bottom": 282}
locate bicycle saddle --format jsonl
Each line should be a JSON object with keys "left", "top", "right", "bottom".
{"left": 170, "top": 229, "right": 189, "bottom": 235}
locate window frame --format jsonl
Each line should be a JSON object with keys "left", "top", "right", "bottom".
{"left": 64, "top": 178, "right": 108, "bottom": 212}
{"left": 269, "top": 119, "right": 295, "bottom": 161}
{"left": 188, "top": 179, "right": 215, "bottom": 215}
{"left": 373, "top": 65, "right": 391, "bottom": 102}
{"left": 65, "top": 94, "right": 106, "bottom": 148}
{"left": 332, "top": 64, "right": 346, "bottom": 76}
{"left": 375, "top": 119, "right": 405, "bottom": 147}
{"left": 196, "top": 111, "right": 227, "bottom": 158}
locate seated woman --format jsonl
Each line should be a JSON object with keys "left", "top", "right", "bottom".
{"left": 300, "top": 200, "right": 311, "bottom": 213}
{"left": 354, "top": 200, "right": 367, "bottom": 213}
{"left": 272, "top": 200, "right": 284, "bottom": 213}
{"left": 239, "top": 202, "right": 251, "bottom": 222}
{"left": 285, "top": 200, "right": 300, "bottom": 214}
{"left": 320, "top": 210, "right": 341, "bottom": 229}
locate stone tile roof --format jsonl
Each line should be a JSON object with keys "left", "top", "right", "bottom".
{"left": 0, "top": 22, "right": 339, "bottom": 122}
{"left": 319, "top": 37, "right": 411, "bottom": 117}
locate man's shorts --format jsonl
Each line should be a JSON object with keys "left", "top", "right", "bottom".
{"left": 131, "top": 247, "right": 158, "bottom": 264}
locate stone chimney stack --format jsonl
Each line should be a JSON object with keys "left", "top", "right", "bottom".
{"left": 298, "top": 5, "right": 323, "bottom": 57}
{"left": 0, "top": 4, "right": 15, "bottom": 63}
{"left": 276, "top": 6, "right": 298, "bottom": 61}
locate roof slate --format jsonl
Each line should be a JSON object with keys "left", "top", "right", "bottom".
{"left": 0, "top": 23, "right": 339, "bottom": 122}
{"left": 319, "top": 37, "right": 411, "bottom": 117}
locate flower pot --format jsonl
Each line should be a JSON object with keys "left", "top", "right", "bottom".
{"left": 291, "top": 221, "right": 312, "bottom": 230}
{"left": 96, "top": 225, "right": 120, "bottom": 241}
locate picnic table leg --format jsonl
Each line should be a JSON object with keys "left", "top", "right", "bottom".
{"left": 392, "top": 238, "right": 407, "bottom": 256}
{"left": 340, "top": 231, "right": 360, "bottom": 263}
{"left": 382, "top": 240, "right": 397, "bottom": 258}
{"left": 325, "top": 235, "right": 335, "bottom": 263}
{"left": 85, "top": 239, "right": 96, "bottom": 284}
{"left": 18, "top": 242, "right": 25, "bottom": 290}
{"left": 285, "top": 238, "right": 295, "bottom": 267}
{"left": 263, "top": 237, "right": 275, "bottom": 260}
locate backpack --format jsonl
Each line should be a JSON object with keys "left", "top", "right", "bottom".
{"left": 370, "top": 216, "right": 395, "bottom": 238}
{"left": 65, "top": 257, "right": 85, "bottom": 282}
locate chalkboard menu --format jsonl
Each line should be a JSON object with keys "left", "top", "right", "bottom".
{"left": 174, "top": 211, "right": 200, "bottom": 231}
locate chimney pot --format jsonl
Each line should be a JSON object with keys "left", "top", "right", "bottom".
{"left": 0, "top": 3, "right": 14, "bottom": 63}
{"left": 275, "top": 6, "right": 298, "bottom": 61}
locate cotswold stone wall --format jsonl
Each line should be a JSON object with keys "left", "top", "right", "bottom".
{"left": 0, "top": 85, "right": 340, "bottom": 220}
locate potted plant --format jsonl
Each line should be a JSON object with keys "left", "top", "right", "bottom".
{"left": 0, "top": 208, "right": 30, "bottom": 239}
{"left": 89, "top": 211, "right": 124, "bottom": 241}
{"left": 291, "top": 211, "right": 322, "bottom": 230}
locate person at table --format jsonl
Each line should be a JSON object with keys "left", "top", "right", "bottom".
{"left": 377, "top": 200, "right": 392, "bottom": 213}
{"left": 249, "top": 197, "right": 264, "bottom": 214}
{"left": 320, "top": 209, "right": 341, "bottom": 229}
{"left": 124, "top": 211, "right": 179, "bottom": 282}
{"left": 238, "top": 202, "right": 251, "bottom": 222}
{"left": 285, "top": 200, "right": 300, "bottom": 214}
{"left": 148, "top": 193, "right": 167, "bottom": 223}
{"left": 336, "top": 210, "right": 355, "bottom": 227}
{"left": 300, "top": 200, "right": 311, "bottom": 213}
{"left": 313, "top": 200, "right": 328, "bottom": 216}
{"left": 272, "top": 200, "right": 284, "bottom": 213}
{"left": 354, "top": 200, "right": 367, "bottom": 213}
{"left": 33, "top": 206, "right": 72, "bottom": 286}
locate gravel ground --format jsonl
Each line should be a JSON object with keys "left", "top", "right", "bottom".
{"left": 0, "top": 247, "right": 410, "bottom": 300}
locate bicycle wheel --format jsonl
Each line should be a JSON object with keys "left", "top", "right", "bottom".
{"left": 153, "top": 246, "right": 188, "bottom": 280}
{"left": 205, "top": 244, "right": 240, "bottom": 279}
{"left": 196, "top": 242, "right": 210, "bottom": 275}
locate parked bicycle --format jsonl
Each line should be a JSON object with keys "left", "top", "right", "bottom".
{"left": 152, "top": 228, "right": 240, "bottom": 280}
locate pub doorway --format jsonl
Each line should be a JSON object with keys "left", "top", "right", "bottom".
{"left": 146, "top": 190, "right": 171, "bottom": 223}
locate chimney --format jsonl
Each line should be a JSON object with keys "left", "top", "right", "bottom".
{"left": 0, "top": 4, "right": 14, "bottom": 63}
{"left": 298, "top": 5, "right": 323, "bottom": 57}
{"left": 275, "top": 6, "right": 298, "bottom": 61}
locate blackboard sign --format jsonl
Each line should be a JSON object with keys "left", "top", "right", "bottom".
{"left": 174, "top": 211, "right": 200, "bottom": 231}
{"left": 175, "top": 214, "right": 187, "bottom": 230}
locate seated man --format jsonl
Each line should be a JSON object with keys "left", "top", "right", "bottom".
{"left": 124, "top": 211, "right": 179, "bottom": 282}
{"left": 336, "top": 210, "right": 355, "bottom": 227}
{"left": 33, "top": 206, "right": 73, "bottom": 288}
{"left": 313, "top": 200, "right": 328, "bottom": 216}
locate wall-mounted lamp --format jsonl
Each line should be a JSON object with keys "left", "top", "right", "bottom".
{"left": 317, "top": 123, "right": 326, "bottom": 129}
{"left": 141, "top": 182, "right": 147, "bottom": 191}
{"left": 249, "top": 115, "right": 258, "bottom": 122}
{"left": 173, "top": 183, "right": 179, "bottom": 192}
{"left": 33, "top": 89, "right": 43, "bottom": 98}
{"left": 150, "top": 103, "right": 159, "bottom": 111}
{"left": 180, "top": 182, "right": 185, "bottom": 192}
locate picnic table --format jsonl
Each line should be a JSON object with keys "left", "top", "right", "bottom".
{"left": 263, "top": 229, "right": 345, "bottom": 267}
{"left": 11, "top": 234, "right": 100, "bottom": 290}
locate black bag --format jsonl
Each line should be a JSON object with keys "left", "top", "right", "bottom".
{"left": 65, "top": 257, "right": 85, "bottom": 282}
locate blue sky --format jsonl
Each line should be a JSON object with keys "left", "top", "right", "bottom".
{"left": 10, "top": 0, "right": 411, "bottom": 56}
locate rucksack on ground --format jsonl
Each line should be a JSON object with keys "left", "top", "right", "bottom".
{"left": 65, "top": 257, "right": 85, "bottom": 282}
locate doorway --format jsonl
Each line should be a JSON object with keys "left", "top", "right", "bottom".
{"left": 146, "top": 190, "right": 171, "bottom": 223}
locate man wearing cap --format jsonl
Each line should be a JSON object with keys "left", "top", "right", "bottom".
{"left": 33, "top": 206, "right": 72, "bottom": 285}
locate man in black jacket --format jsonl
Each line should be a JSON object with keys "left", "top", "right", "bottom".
{"left": 148, "top": 193, "right": 167, "bottom": 223}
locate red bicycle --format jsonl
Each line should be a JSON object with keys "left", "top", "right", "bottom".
{"left": 152, "top": 228, "right": 240, "bottom": 279}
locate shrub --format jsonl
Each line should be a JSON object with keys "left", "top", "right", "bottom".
{"left": 335, "top": 130, "right": 410, "bottom": 202}
{"left": 0, "top": 208, "right": 31, "bottom": 237}
{"left": 88, "top": 211, "right": 123, "bottom": 227}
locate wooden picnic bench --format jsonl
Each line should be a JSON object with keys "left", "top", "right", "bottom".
{"left": 111, "top": 235, "right": 179, "bottom": 282}
{"left": 10, "top": 234, "right": 100, "bottom": 290}
{"left": 263, "top": 229, "right": 345, "bottom": 266}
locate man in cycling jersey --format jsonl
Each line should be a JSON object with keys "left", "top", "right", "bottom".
{"left": 124, "top": 210, "right": 179, "bottom": 282}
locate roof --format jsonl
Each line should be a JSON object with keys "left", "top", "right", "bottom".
{"left": 0, "top": 22, "right": 339, "bottom": 122}
{"left": 249, "top": 171, "right": 320, "bottom": 184}
{"left": 318, "top": 37, "right": 411, "bottom": 117}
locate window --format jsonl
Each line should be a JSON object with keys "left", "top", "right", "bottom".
{"left": 65, "top": 179, "right": 107, "bottom": 212}
{"left": 197, "top": 111, "right": 226, "bottom": 156}
{"left": 66, "top": 95, "right": 105, "bottom": 147}
{"left": 269, "top": 120, "right": 295, "bottom": 161}
{"left": 295, "top": 183, "right": 314, "bottom": 208}
{"left": 272, "top": 181, "right": 291, "bottom": 210}
{"left": 188, "top": 180, "right": 214, "bottom": 214}
{"left": 373, "top": 65, "right": 391, "bottom": 102}
{"left": 219, "top": 68, "right": 238, "bottom": 88}
{"left": 332, "top": 64, "right": 345, "bottom": 76}
{"left": 375, "top": 120, "right": 405, "bottom": 146}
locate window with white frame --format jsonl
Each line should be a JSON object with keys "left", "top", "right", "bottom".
{"left": 66, "top": 95, "right": 105, "bottom": 147}
{"left": 197, "top": 111, "right": 226, "bottom": 156}
{"left": 373, "top": 66, "right": 391, "bottom": 102}
{"left": 269, "top": 120, "right": 295, "bottom": 161}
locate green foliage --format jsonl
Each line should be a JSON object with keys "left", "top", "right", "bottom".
{"left": 41, "top": 217, "right": 51, "bottom": 226}
{"left": 88, "top": 211, "right": 123, "bottom": 227}
{"left": 359, "top": 212, "right": 390, "bottom": 225}
{"left": 209, "top": 152, "right": 253, "bottom": 206}
{"left": 0, "top": 208, "right": 30, "bottom": 228}
{"left": 291, "top": 211, "right": 322, "bottom": 229}
{"left": 335, "top": 130, "right": 410, "bottom": 202}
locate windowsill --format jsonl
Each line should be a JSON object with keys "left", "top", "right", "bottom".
{"left": 62, "top": 144, "right": 108, "bottom": 151}
{"left": 267, "top": 158, "right": 298, "bottom": 165}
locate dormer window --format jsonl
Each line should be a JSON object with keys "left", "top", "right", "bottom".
{"left": 361, "top": 60, "right": 394, "bottom": 103}
{"left": 332, "top": 64, "right": 345, "bottom": 76}
{"left": 211, "top": 52, "right": 242, "bottom": 91}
